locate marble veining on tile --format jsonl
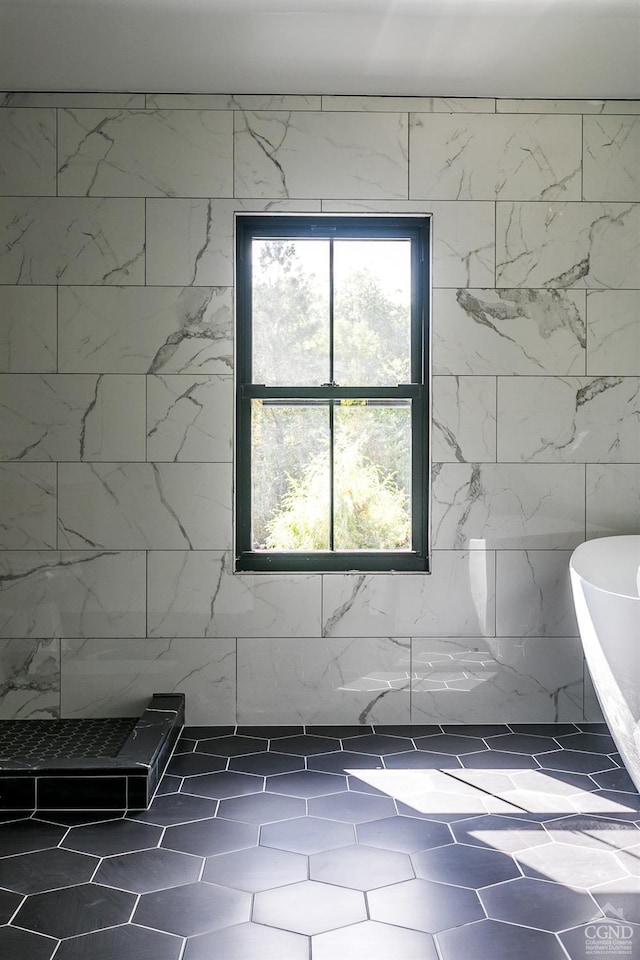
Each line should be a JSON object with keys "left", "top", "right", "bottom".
{"left": 146, "top": 374, "right": 233, "bottom": 462}
{"left": 58, "top": 109, "right": 233, "bottom": 197}
{"left": 583, "top": 116, "right": 640, "bottom": 201}
{"left": 586, "top": 290, "right": 640, "bottom": 376}
{"left": 0, "top": 109, "right": 56, "bottom": 196}
{"left": 0, "top": 463, "right": 56, "bottom": 549}
{"left": 58, "top": 287, "right": 233, "bottom": 374}
{"left": 0, "top": 287, "right": 57, "bottom": 372}
{"left": 0, "top": 638, "right": 60, "bottom": 719}
{"left": 234, "top": 111, "right": 409, "bottom": 199}
{"left": 432, "top": 377, "right": 496, "bottom": 463}
{"left": 0, "top": 197, "right": 145, "bottom": 284}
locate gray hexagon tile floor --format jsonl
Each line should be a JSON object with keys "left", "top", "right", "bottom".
{"left": 1, "top": 722, "right": 639, "bottom": 960}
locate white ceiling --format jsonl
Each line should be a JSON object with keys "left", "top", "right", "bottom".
{"left": 1, "top": 0, "right": 639, "bottom": 99}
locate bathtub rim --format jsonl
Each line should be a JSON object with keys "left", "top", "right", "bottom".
{"left": 569, "top": 535, "right": 640, "bottom": 602}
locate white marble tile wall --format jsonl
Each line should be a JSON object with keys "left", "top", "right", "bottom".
{"left": 0, "top": 92, "right": 637, "bottom": 724}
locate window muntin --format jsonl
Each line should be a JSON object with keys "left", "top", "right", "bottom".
{"left": 236, "top": 215, "right": 430, "bottom": 573}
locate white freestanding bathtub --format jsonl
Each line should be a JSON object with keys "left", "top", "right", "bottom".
{"left": 570, "top": 536, "right": 640, "bottom": 794}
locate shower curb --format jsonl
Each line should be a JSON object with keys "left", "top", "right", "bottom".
{"left": 0, "top": 693, "right": 185, "bottom": 811}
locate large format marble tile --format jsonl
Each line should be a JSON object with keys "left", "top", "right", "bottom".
{"left": 321, "top": 199, "right": 495, "bottom": 287}
{"left": 410, "top": 114, "right": 581, "bottom": 200}
{"left": 58, "top": 109, "right": 233, "bottom": 197}
{"left": 234, "top": 111, "right": 408, "bottom": 199}
{"left": 586, "top": 465, "right": 640, "bottom": 537}
{"left": 61, "top": 638, "right": 236, "bottom": 724}
{"left": 147, "top": 94, "right": 321, "bottom": 110}
{"left": 0, "top": 551, "right": 146, "bottom": 638}
{"left": 432, "top": 463, "right": 585, "bottom": 551}
{"left": 583, "top": 116, "right": 640, "bottom": 201}
{"left": 0, "top": 109, "right": 56, "bottom": 195}
{"left": 586, "top": 291, "right": 640, "bottom": 376}
{"left": 0, "top": 463, "right": 56, "bottom": 549}
{"left": 411, "top": 636, "right": 584, "bottom": 723}
{"left": 322, "top": 552, "right": 496, "bottom": 639}
{"left": 58, "top": 462, "right": 232, "bottom": 549}
{"left": 432, "top": 377, "right": 496, "bottom": 463}
{"left": 432, "top": 288, "right": 586, "bottom": 375}
{"left": 146, "top": 374, "right": 233, "bottom": 462}
{"left": 0, "top": 287, "right": 57, "bottom": 372}
{"left": 237, "top": 636, "right": 411, "bottom": 725}
{"left": 0, "top": 638, "right": 60, "bottom": 719}
{"left": 497, "top": 377, "right": 640, "bottom": 463}
{"left": 322, "top": 96, "right": 495, "bottom": 112}
{"left": 58, "top": 286, "right": 233, "bottom": 374}
{"left": 496, "top": 551, "right": 578, "bottom": 638}
{"left": 497, "top": 99, "right": 640, "bottom": 114}
{"left": 0, "top": 374, "right": 146, "bottom": 461}
{"left": 0, "top": 92, "right": 145, "bottom": 108}
{"left": 146, "top": 198, "right": 320, "bottom": 286}
{"left": 147, "top": 551, "right": 322, "bottom": 638}
{"left": 0, "top": 197, "right": 144, "bottom": 284}
{"left": 496, "top": 202, "right": 640, "bottom": 288}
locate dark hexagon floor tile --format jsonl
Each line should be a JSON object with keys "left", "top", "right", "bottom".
{"left": 14, "top": 883, "right": 136, "bottom": 939}
{"left": 560, "top": 922, "right": 640, "bottom": 960}
{"left": 556, "top": 732, "right": 618, "bottom": 754}
{"left": 184, "top": 921, "right": 309, "bottom": 960}
{"left": 508, "top": 768, "right": 596, "bottom": 796}
{"left": 544, "top": 815, "right": 640, "bottom": 852}
{"left": 436, "top": 918, "right": 568, "bottom": 960}
{"left": 180, "top": 771, "right": 264, "bottom": 800}
{"left": 368, "top": 876, "right": 483, "bottom": 933}
{"left": 347, "top": 775, "right": 391, "bottom": 797}
{"left": 173, "top": 737, "right": 197, "bottom": 754}
{"left": 265, "top": 770, "right": 346, "bottom": 798}
{"left": 341, "top": 734, "right": 411, "bottom": 756}
{"left": 308, "top": 790, "right": 396, "bottom": 823}
{"left": 485, "top": 733, "right": 560, "bottom": 754}
{"left": 269, "top": 734, "right": 340, "bottom": 756}
{"left": 536, "top": 749, "right": 617, "bottom": 775}
{"left": 592, "top": 879, "right": 640, "bottom": 923}
{"left": 412, "top": 842, "right": 520, "bottom": 888}
{"left": 0, "top": 819, "right": 66, "bottom": 857}
{"left": 236, "top": 725, "right": 303, "bottom": 738}
{"left": 308, "top": 725, "right": 372, "bottom": 738}
{"left": 62, "top": 818, "right": 162, "bottom": 856}
{"left": 203, "top": 845, "right": 307, "bottom": 892}
{"left": 196, "top": 735, "right": 267, "bottom": 757}
{"left": 165, "top": 752, "right": 227, "bottom": 777}
{"left": 155, "top": 775, "right": 182, "bottom": 796}
{"left": 94, "top": 847, "right": 202, "bottom": 893}
{"left": 375, "top": 725, "right": 441, "bottom": 738}
{"left": 133, "top": 881, "right": 250, "bottom": 937}
{"left": 0, "top": 847, "right": 98, "bottom": 894}
{"left": 162, "top": 817, "right": 257, "bottom": 857}
{"left": 183, "top": 726, "right": 235, "bottom": 739}
{"left": 310, "top": 843, "right": 414, "bottom": 890}
{"left": 260, "top": 815, "right": 354, "bottom": 855}
{"left": 0, "top": 925, "right": 57, "bottom": 960}
{"left": 479, "top": 877, "right": 600, "bottom": 931}
{"left": 451, "top": 814, "right": 549, "bottom": 853}
{"left": 217, "top": 791, "right": 305, "bottom": 825}
{"left": 312, "top": 919, "right": 438, "bottom": 960}
{"left": 253, "top": 879, "right": 366, "bottom": 935}
{"left": 592, "top": 767, "right": 639, "bottom": 792}
{"left": 228, "top": 751, "right": 305, "bottom": 776}
{"left": 52, "top": 923, "right": 183, "bottom": 960}
{"left": 307, "top": 750, "right": 381, "bottom": 774}
{"left": 383, "top": 750, "right": 462, "bottom": 769}
{"left": 414, "top": 734, "right": 489, "bottom": 755}
{"left": 356, "top": 815, "right": 451, "bottom": 854}
{"left": 515, "top": 841, "right": 627, "bottom": 887}
{"left": 459, "top": 749, "right": 540, "bottom": 770}
{"left": 442, "top": 724, "right": 511, "bottom": 738}
{"left": 128, "top": 793, "right": 218, "bottom": 826}
{"left": 509, "top": 723, "right": 579, "bottom": 737}
{"left": 0, "top": 889, "right": 21, "bottom": 924}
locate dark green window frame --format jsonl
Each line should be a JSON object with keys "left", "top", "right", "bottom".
{"left": 235, "top": 214, "right": 431, "bottom": 573}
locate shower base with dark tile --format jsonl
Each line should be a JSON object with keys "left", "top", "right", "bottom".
{"left": 0, "top": 694, "right": 184, "bottom": 812}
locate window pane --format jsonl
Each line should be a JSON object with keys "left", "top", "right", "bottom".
{"left": 251, "top": 401, "right": 330, "bottom": 550}
{"left": 333, "top": 240, "right": 412, "bottom": 386}
{"left": 333, "top": 402, "right": 412, "bottom": 551}
{"left": 252, "top": 239, "right": 330, "bottom": 386}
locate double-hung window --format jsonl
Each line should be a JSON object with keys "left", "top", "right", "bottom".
{"left": 235, "top": 214, "right": 430, "bottom": 572}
